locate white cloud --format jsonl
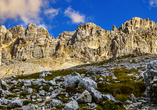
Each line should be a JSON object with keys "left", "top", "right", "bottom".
{"left": 38, "top": 24, "right": 48, "bottom": 29}
{"left": 0, "top": 0, "right": 44, "bottom": 24}
{"left": 44, "top": 8, "right": 60, "bottom": 18}
{"left": 64, "top": 6, "right": 85, "bottom": 24}
{"left": 149, "top": 0, "right": 157, "bottom": 7}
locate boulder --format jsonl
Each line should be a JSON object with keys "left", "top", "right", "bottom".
{"left": 64, "top": 100, "right": 79, "bottom": 110}
{"left": 8, "top": 99, "right": 23, "bottom": 108}
{"left": 64, "top": 72, "right": 81, "bottom": 87}
{"left": 103, "top": 94, "right": 116, "bottom": 102}
{"left": 50, "top": 89, "right": 61, "bottom": 98}
{"left": 39, "top": 90, "right": 45, "bottom": 96}
{"left": 77, "top": 90, "right": 92, "bottom": 103}
{"left": 21, "top": 103, "right": 36, "bottom": 110}
{"left": 78, "top": 77, "right": 97, "bottom": 91}
{"left": 51, "top": 99, "right": 63, "bottom": 106}
{"left": 88, "top": 87, "right": 103, "bottom": 103}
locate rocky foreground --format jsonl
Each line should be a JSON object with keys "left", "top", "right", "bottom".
{"left": 1, "top": 17, "right": 157, "bottom": 77}
{"left": 1, "top": 54, "right": 157, "bottom": 109}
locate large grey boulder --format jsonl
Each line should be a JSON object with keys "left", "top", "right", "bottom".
{"left": 8, "top": 99, "right": 23, "bottom": 108}
{"left": 78, "top": 77, "right": 97, "bottom": 91}
{"left": 64, "top": 72, "right": 81, "bottom": 87}
{"left": 64, "top": 100, "right": 79, "bottom": 110}
{"left": 88, "top": 87, "right": 103, "bottom": 103}
{"left": 77, "top": 90, "right": 92, "bottom": 103}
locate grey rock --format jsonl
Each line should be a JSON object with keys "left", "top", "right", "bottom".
{"left": 39, "top": 90, "right": 45, "bottom": 96}
{"left": 51, "top": 99, "right": 63, "bottom": 106}
{"left": 103, "top": 94, "right": 116, "bottom": 102}
{"left": 48, "top": 80, "right": 56, "bottom": 86}
{"left": 125, "top": 100, "right": 133, "bottom": 104}
{"left": 77, "top": 90, "right": 92, "bottom": 103}
{"left": 99, "top": 78, "right": 103, "bottom": 81}
{"left": 21, "top": 103, "right": 36, "bottom": 110}
{"left": 78, "top": 77, "right": 97, "bottom": 91}
{"left": 64, "top": 100, "right": 79, "bottom": 110}
{"left": 64, "top": 72, "right": 81, "bottom": 87}
{"left": 1, "top": 98, "right": 10, "bottom": 105}
{"left": 31, "top": 96, "right": 36, "bottom": 99}
{"left": 50, "top": 89, "right": 61, "bottom": 98}
{"left": 87, "top": 103, "right": 97, "bottom": 109}
{"left": 49, "top": 86, "right": 53, "bottom": 91}
{"left": 27, "top": 88, "right": 33, "bottom": 94}
{"left": 130, "top": 93, "right": 137, "bottom": 103}
{"left": 39, "top": 71, "right": 52, "bottom": 78}
{"left": 13, "top": 89, "right": 21, "bottom": 92}
{"left": 32, "top": 79, "right": 45, "bottom": 85}
{"left": 88, "top": 87, "right": 103, "bottom": 103}
{"left": 24, "top": 80, "right": 32, "bottom": 87}
{"left": 90, "top": 76, "right": 97, "bottom": 81}
{"left": 8, "top": 99, "right": 23, "bottom": 108}
{"left": 37, "top": 99, "right": 42, "bottom": 102}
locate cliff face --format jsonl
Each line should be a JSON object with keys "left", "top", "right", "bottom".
{"left": 0, "top": 17, "right": 157, "bottom": 77}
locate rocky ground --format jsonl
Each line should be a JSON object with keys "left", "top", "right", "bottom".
{"left": 1, "top": 53, "right": 157, "bottom": 110}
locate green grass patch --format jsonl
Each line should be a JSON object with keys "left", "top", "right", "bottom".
{"left": 30, "top": 85, "right": 41, "bottom": 93}
{"left": 15, "top": 69, "right": 87, "bottom": 81}
{"left": 5, "top": 94, "right": 17, "bottom": 99}
{"left": 97, "top": 101, "right": 125, "bottom": 110}
{"left": 20, "top": 91, "right": 29, "bottom": 97}
{"left": 97, "top": 68, "right": 145, "bottom": 102}
{"left": 23, "top": 100, "right": 35, "bottom": 105}
{"left": 0, "top": 106, "right": 7, "bottom": 109}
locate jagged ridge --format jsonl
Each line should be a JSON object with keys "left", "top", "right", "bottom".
{"left": 0, "top": 17, "right": 157, "bottom": 77}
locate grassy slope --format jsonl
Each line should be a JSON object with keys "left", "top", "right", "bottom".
{"left": 7, "top": 54, "right": 149, "bottom": 110}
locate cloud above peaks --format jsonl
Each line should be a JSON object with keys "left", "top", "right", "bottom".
{"left": 64, "top": 6, "right": 85, "bottom": 24}
{"left": 0, "top": 0, "right": 43, "bottom": 24}
{"left": 149, "top": 0, "right": 157, "bottom": 7}
{"left": 44, "top": 8, "right": 60, "bottom": 18}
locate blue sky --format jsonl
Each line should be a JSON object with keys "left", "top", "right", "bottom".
{"left": 0, "top": 0, "right": 157, "bottom": 38}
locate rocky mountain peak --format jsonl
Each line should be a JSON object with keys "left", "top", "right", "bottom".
{"left": 1, "top": 17, "right": 157, "bottom": 77}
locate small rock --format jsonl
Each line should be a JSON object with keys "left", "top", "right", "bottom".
{"left": 77, "top": 90, "right": 92, "bottom": 103}
{"left": 21, "top": 103, "right": 36, "bottom": 110}
{"left": 51, "top": 99, "right": 63, "bottom": 106}
{"left": 8, "top": 99, "right": 23, "bottom": 108}
{"left": 50, "top": 89, "right": 61, "bottom": 98}
{"left": 37, "top": 99, "right": 42, "bottom": 102}
{"left": 28, "top": 88, "right": 33, "bottom": 94}
{"left": 64, "top": 100, "right": 79, "bottom": 110}
{"left": 39, "top": 90, "right": 45, "bottom": 96}
{"left": 103, "top": 94, "right": 116, "bottom": 102}
{"left": 87, "top": 103, "right": 97, "bottom": 109}
{"left": 24, "top": 80, "right": 32, "bottom": 87}
{"left": 46, "top": 96, "right": 50, "bottom": 102}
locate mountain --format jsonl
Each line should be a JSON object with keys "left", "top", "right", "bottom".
{"left": 0, "top": 17, "right": 157, "bottom": 77}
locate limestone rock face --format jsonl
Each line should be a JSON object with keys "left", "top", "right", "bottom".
{"left": 1, "top": 17, "right": 157, "bottom": 77}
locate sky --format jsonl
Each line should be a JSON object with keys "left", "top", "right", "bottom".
{"left": 0, "top": 0, "right": 157, "bottom": 38}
